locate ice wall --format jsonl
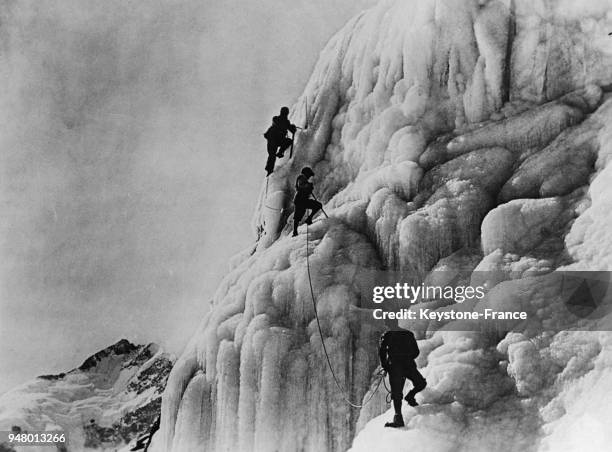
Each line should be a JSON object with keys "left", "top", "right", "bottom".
{"left": 160, "top": 1, "right": 612, "bottom": 451}
{"left": 160, "top": 223, "right": 384, "bottom": 452}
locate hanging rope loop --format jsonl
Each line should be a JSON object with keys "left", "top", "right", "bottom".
{"left": 305, "top": 224, "right": 388, "bottom": 408}
{"left": 264, "top": 176, "right": 283, "bottom": 212}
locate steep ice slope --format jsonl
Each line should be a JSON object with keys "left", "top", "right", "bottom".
{"left": 0, "top": 340, "right": 173, "bottom": 451}
{"left": 160, "top": 1, "right": 612, "bottom": 451}
{"left": 160, "top": 224, "right": 384, "bottom": 452}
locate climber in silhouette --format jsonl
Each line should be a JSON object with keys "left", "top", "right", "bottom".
{"left": 264, "top": 106, "right": 297, "bottom": 176}
{"left": 379, "top": 328, "right": 426, "bottom": 428}
{"left": 293, "top": 166, "right": 322, "bottom": 237}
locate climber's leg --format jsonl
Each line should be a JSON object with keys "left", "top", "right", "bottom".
{"left": 304, "top": 199, "right": 322, "bottom": 224}
{"left": 385, "top": 367, "right": 406, "bottom": 428}
{"left": 293, "top": 203, "right": 306, "bottom": 236}
{"left": 277, "top": 136, "right": 293, "bottom": 157}
{"left": 404, "top": 362, "right": 426, "bottom": 407}
{"left": 266, "top": 141, "right": 278, "bottom": 175}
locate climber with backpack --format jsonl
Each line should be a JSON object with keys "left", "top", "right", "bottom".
{"left": 293, "top": 166, "right": 322, "bottom": 237}
{"left": 264, "top": 106, "right": 297, "bottom": 176}
{"left": 379, "top": 328, "right": 427, "bottom": 428}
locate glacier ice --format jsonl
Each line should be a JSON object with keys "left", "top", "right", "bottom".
{"left": 159, "top": 222, "right": 385, "bottom": 452}
{"left": 159, "top": 0, "right": 612, "bottom": 451}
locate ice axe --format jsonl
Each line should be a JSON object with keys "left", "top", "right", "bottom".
{"left": 289, "top": 130, "right": 295, "bottom": 159}
{"left": 289, "top": 100, "right": 309, "bottom": 159}
{"left": 301, "top": 98, "right": 309, "bottom": 130}
{"left": 312, "top": 193, "right": 329, "bottom": 219}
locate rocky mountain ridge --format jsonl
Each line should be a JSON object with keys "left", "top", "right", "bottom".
{"left": 0, "top": 340, "right": 173, "bottom": 451}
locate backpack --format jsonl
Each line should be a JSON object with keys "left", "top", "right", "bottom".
{"left": 263, "top": 126, "right": 273, "bottom": 140}
{"left": 263, "top": 116, "right": 286, "bottom": 141}
{"left": 380, "top": 330, "right": 420, "bottom": 364}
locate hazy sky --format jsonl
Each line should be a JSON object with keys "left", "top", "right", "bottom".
{"left": 0, "top": 0, "right": 376, "bottom": 394}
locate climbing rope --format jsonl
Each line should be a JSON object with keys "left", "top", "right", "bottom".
{"left": 382, "top": 372, "right": 393, "bottom": 404}
{"left": 305, "top": 223, "right": 387, "bottom": 408}
{"left": 264, "top": 176, "right": 283, "bottom": 212}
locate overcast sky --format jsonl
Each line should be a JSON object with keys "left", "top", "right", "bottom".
{"left": 0, "top": 0, "right": 376, "bottom": 394}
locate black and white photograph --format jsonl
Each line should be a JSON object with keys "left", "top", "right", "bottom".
{"left": 2, "top": 0, "right": 612, "bottom": 451}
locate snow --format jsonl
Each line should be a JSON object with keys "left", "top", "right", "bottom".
{"left": 564, "top": 99, "right": 612, "bottom": 270}
{"left": 539, "top": 333, "right": 612, "bottom": 451}
{"left": 159, "top": 0, "right": 612, "bottom": 451}
{"left": 0, "top": 342, "right": 172, "bottom": 451}
{"left": 481, "top": 197, "right": 565, "bottom": 255}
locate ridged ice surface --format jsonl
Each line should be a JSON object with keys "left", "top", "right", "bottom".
{"left": 158, "top": 1, "right": 612, "bottom": 451}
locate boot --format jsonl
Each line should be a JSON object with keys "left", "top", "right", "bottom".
{"left": 384, "top": 414, "right": 404, "bottom": 428}
{"left": 405, "top": 392, "right": 418, "bottom": 407}
{"left": 305, "top": 215, "right": 314, "bottom": 225}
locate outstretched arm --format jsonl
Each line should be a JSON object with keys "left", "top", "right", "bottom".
{"left": 281, "top": 116, "right": 296, "bottom": 134}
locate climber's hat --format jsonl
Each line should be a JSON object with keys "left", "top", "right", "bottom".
{"left": 301, "top": 167, "right": 314, "bottom": 178}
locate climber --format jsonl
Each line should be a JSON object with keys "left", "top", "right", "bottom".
{"left": 379, "top": 328, "right": 426, "bottom": 428}
{"left": 263, "top": 106, "right": 297, "bottom": 176}
{"left": 293, "top": 166, "right": 322, "bottom": 236}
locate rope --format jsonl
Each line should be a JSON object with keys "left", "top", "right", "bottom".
{"left": 305, "top": 224, "right": 386, "bottom": 408}
{"left": 382, "top": 373, "right": 393, "bottom": 404}
{"left": 264, "top": 177, "right": 283, "bottom": 212}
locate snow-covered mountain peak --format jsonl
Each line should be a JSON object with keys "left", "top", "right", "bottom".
{"left": 0, "top": 341, "right": 173, "bottom": 451}
{"left": 77, "top": 339, "right": 140, "bottom": 372}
